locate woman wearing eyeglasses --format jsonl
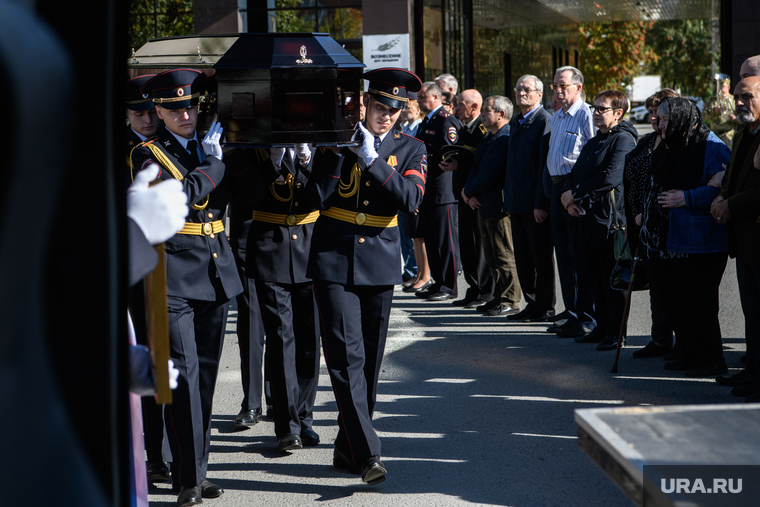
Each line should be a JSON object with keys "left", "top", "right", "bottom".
{"left": 559, "top": 90, "right": 638, "bottom": 351}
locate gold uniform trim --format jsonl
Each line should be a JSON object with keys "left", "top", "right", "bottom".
{"left": 141, "top": 141, "right": 209, "bottom": 210}
{"left": 368, "top": 88, "right": 409, "bottom": 103}
{"left": 178, "top": 220, "right": 224, "bottom": 236}
{"left": 252, "top": 210, "right": 320, "bottom": 226}
{"left": 321, "top": 207, "right": 398, "bottom": 228}
{"left": 153, "top": 92, "right": 200, "bottom": 104}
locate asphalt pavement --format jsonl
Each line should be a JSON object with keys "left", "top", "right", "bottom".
{"left": 146, "top": 249, "right": 747, "bottom": 507}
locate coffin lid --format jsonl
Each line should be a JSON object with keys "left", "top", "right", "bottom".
{"left": 128, "top": 33, "right": 364, "bottom": 71}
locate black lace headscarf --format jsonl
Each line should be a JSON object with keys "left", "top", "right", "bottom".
{"left": 650, "top": 97, "right": 712, "bottom": 191}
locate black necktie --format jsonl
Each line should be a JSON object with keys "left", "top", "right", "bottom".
{"left": 416, "top": 117, "right": 428, "bottom": 138}
{"left": 187, "top": 140, "right": 201, "bottom": 166}
{"left": 374, "top": 136, "right": 381, "bottom": 150}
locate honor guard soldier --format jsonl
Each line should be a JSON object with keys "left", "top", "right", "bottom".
{"left": 414, "top": 81, "right": 463, "bottom": 300}
{"left": 306, "top": 67, "right": 427, "bottom": 485}
{"left": 231, "top": 143, "right": 322, "bottom": 451}
{"left": 130, "top": 68, "right": 243, "bottom": 507}
{"left": 126, "top": 74, "right": 158, "bottom": 183}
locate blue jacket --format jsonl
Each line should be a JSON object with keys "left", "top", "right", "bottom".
{"left": 463, "top": 123, "right": 510, "bottom": 219}
{"left": 666, "top": 131, "right": 731, "bottom": 253}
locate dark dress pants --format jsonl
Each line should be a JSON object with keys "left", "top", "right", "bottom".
{"left": 650, "top": 252, "right": 727, "bottom": 366}
{"left": 458, "top": 200, "right": 494, "bottom": 300}
{"left": 511, "top": 211, "right": 556, "bottom": 312}
{"left": 313, "top": 280, "right": 393, "bottom": 462}
{"left": 549, "top": 188, "right": 581, "bottom": 321}
{"left": 585, "top": 236, "right": 626, "bottom": 336}
{"left": 164, "top": 296, "right": 229, "bottom": 486}
{"left": 257, "top": 280, "right": 320, "bottom": 439}
{"left": 420, "top": 202, "right": 459, "bottom": 296}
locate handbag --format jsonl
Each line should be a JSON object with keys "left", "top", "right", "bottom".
{"left": 610, "top": 238, "right": 649, "bottom": 292}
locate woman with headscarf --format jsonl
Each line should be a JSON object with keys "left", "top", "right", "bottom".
{"left": 624, "top": 89, "right": 680, "bottom": 360}
{"left": 636, "top": 96, "right": 731, "bottom": 377}
{"left": 560, "top": 90, "right": 637, "bottom": 351}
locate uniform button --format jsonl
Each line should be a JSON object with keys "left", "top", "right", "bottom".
{"left": 294, "top": 201, "right": 299, "bottom": 207}
{"left": 213, "top": 252, "right": 218, "bottom": 258}
{"left": 292, "top": 234, "right": 298, "bottom": 240}
{"left": 296, "top": 182, "right": 302, "bottom": 188}
{"left": 210, "top": 234, "right": 215, "bottom": 239}
{"left": 208, "top": 213, "right": 213, "bottom": 218}
{"left": 365, "top": 181, "right": 371, "bottom": 186}
{"left": 358, "top": 238, "right": 365, "bottom": 244}
{"left": 363, "top": 200, "right": 369, "bottom": 206}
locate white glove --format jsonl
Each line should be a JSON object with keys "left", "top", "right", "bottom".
{"left": 270, "top": 147, "right": 286, "bottom": 167}
{"left": 127, "top": 346, "right": 180, "bottom": 396}
{"left": 296, "top": 143, "right": 311, "bottom": 162}
{"left": 168, "top": 359, "right": 179, "bottom": 390}
{"left": 202, "top": 121, "right": 224, "bottom": 160}
{"left": 127, "top": 164, "right": 189, "bottom": 245}
{"left": 349, "top": 122, "right": 378, "bottom": 167}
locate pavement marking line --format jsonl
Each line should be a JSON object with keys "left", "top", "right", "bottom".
{"left": 424, "top": 378, "right": 476, "bottom": 383}
{"left": 382, "top": 457, "right": 468, "bottom": 463}
{"left": 612, "top": 376, "right": 718, "bottom": 383}
{"left": 510, "top": 432, "right": 577, "bottom": 440}
{"left": 376, "top": 431, "right": 445, "bottom": 438}
{"left": 472, "top": 394, "right": 625, "bottom": 404}
{"left": 376, "top": 394, "right": 442, "bottom": 401}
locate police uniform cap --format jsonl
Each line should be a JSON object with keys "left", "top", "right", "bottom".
{"left": 126, "top": 74, "right": 156, "bottom": 111}
{"left": 141, "top": 68, "right": 206, "bottom": 110}
{"left": 441, "top": 144, "right": 476, "bottom": 165}
{"left": 363, "top": 68, "right": 422, "bottom": 109}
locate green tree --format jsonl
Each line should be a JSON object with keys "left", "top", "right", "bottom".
{"left": 644, "top": 20, "right": 715, "bottom": 99}
{"left": 578, "top": 21, "right": 654, "bottom": 99}
{"left": 128, "top": 0, "right": 194, "bottom": 56}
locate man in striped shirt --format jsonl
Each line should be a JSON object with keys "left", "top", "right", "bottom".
{"left": 545, "top": 66, "right": 597, "bottom": 338}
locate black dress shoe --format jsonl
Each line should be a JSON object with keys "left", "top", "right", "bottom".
{"left": 476, "top": 298, "right": 499, "bottom": 313}
{"left": 278, "top": 433, "right": 303, "bottom": 451}
{"left": 574, "top": 329, "right": 604, "bottom": 343}
{"left": 405, "top": 279, "right": 434, "bottom": 293}
{"left": 300, "top": 427, "right": 320, "bottom": 446}
{"left": 147, "top": 461, "right": 170, "bottom": 483}
{"left": 176, "top": 486, "right": 202, "bottom": 507}
{"left": 663, "top": 358, "right": 691, "bottom": 371}
{"left": 632, "top": 341, "right": 670, "bottom": 358}
{"left": 546, "top": 319, "right": 575, "bottom": 334}
{"left": 595, "top": 336, "right": 618, "bottom": 351}
{"left": 547, "top": 309, "right": 570, "bottom": 323}
{"left": 663, "top": 343, "right": 683, "bottom": 361}
{"left": 451, "top": 294, "right": 478, "bottom": 306}
{"left": 426, "top": 291, "right": 455, "bottom": 301}
{"left": 526, "top": 308, "right": 556, "bottom": 322}
{"left": 333, "top": 448, "right": 360, "bottom": 475}
{"left": 556, "top": 323, "right": 591, "bottom": 338}
{"left": 485, "top": 304, "right": 519, "bottom": 316}
{"left": 506, "top": 306, "right": 535, "bottom": 321}
{"left": 745, "top": 391, "right": 760, "bottom": 402}
{"left": 233, "top": 408, "right": 262, "bottom": 427}
{"left": 464, "top": 298, "right": 486, "bottom": 309}
{"left": 715, "top": 369, "right": 758, "bottom": 386}
{"left": 732, "top": 378, "right": 760, "bottom": 397}
{"left": 360, "top": 456, "right": 387, "bottom": 485}
{"left": 200, "top": 479, "right": 224, "bottom": 498}
{"left": 684, "top": 360, "right": 728, "bottom": 378}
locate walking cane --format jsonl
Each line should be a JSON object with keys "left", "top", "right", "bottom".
{"left": 611, "top": 243, "right": 642, "bottom": 374}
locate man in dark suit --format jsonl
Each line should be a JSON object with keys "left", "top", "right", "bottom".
{"left": 130, "top": 68, "right": 243, "bottom": 507}
{"left": 306, "top": 68, "right": 427, "bottom": 485}
{"left": 504, "top": 75, "right": 557, "bottom": 322}
{"left": 440, "top": 89, "right": 494, "bottom": 308}
{"left": 415, "top": 81, "right": 463, "bottom": 300}
{"left": 712, "top": 76, "right": 760, "bottom": 398}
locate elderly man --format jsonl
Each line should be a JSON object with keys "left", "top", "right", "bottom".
{"left": 415, "top": 81, "right": 463, "bottom": 300}
{"left": 504, "top": 75, "right": 556, "bottom": 322}
{"left": 711, "top": 76, "right": 760, "bottom": 400}
{"left": 440, "top": 89, "right": 493, "bottom": 308}
{"left": 462, "top": 96, "right": 521, "bottom": 316}
{"left": 436, "top": 73, "right": 458, "bottom": 95}
{"left": 740, "top": 55, "right": 760, "bottom": 79}
{"left": 545, "top": 66, "right": 596, "bottom": 338}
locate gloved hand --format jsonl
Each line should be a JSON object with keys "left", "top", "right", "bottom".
{"left": 202, "top": 121, "right": 224, "bottom": 160}
{"left": 270, "top": 147, "right": 286, "bottom": 167}
{"left": 127, "top": 164, "right": 189, "bottom": 245}
{"left": 128, "top": 345, "right": 180, "bottom": 396}
{"left": 348, "top": 122, "right": 378, "bottom": 168}
{"left": 296, "top": 143, "right": 311, "bottom": 162}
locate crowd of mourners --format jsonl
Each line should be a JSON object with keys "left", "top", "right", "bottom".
{"left": 393, "top": 58, "right": 760, "bottom": 402}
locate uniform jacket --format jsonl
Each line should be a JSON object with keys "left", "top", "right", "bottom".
{"left": 306, "top": 130, "right": 427, "bottom": 286}
{"left": 452, "top": 117, "right": 488, "bottom": 196}
{"left": 416, "top": 106, "right": 462, "bottom": 205}
{"left": 504, "top": 106, "right": 552, "bottom": 213}
{"left": 568, "top": 121, "right": 637, "bottom": 249}
{"left": 463, "top": 123, "right": 510, "bottom": 219}
{"left": 130, "top": 126, "right": 243, "bottom": 301}
{"left": 720, "top": 124, "right": 760, "bottom": 264}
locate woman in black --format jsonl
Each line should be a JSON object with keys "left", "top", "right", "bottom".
{"left": 560, "top": 90, "right": 637, "bottom": 351}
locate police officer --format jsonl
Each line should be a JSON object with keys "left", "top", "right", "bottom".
{"left": 130, "top": 68, "right": 243, "bottom": 507}
{"left": 306, "top": 67, "right": 427, "bottom": 485}
{"left": 414, "top": 81, "right": 462, "bottom": 300}
{"left": 126, "top": 74, "right": 158, "bottom": 182}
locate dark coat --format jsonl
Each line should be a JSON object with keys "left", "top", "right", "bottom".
{"left": 416, "top": 106, "right": 462, "bottom": 205}
{"left": 504, "top": 106, "right": 552, "bottom": 213}
{"left": 306, "top": 130, "right": 427, "bottom": 286}
{"left": 130, "top": 126, "right": 243, "bottom": 301}
{"left": 452, "top": 117, "right": 488, "bottom": 196}
{"left": 568, "top": 121, "right": 638, "bottom": 249}
{"left": 463, "top": 123, "right": 510, "bottom": 219}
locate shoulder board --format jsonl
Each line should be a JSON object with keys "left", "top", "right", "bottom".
{"left": 438, "top": 109, "right": 451, "bottom": 117}
{"left": 394, "top": 131, "right": 401, "bottom": 139}
{"left": 479, "top": 124, "right": 488, "bottom": 134}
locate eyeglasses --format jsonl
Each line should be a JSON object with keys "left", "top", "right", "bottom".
{"left": 591, "top": 105, "right": 619, "bottom": 114}
{"left": 514, "top": 87, "right": 538, "bottom": 94}
{"left": 550, "top": 83, "right": 578, "bottom": 91}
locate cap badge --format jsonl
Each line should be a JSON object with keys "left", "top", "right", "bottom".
{"left": 296, "top": 45, "right": 313, "bottom": 65}
{"left": 176, "top": 88, "right": 185, "bottom": 97}
{"left": 392, "top": 87, "right": 399, "bottom": 95}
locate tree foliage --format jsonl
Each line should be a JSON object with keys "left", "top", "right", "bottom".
{"left": 128, "top": 0, "right": 193, "bottom": 56}
{"left": 578, "top": 21, "right": 654, "bottom": 99}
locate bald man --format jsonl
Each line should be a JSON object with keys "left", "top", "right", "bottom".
{"left": 740, "top": 55, "right": 760, "bottom": 79}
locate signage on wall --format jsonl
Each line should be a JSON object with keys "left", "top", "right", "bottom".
{"left": 362, "top": 33, "right": 410, "bottom": 72}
